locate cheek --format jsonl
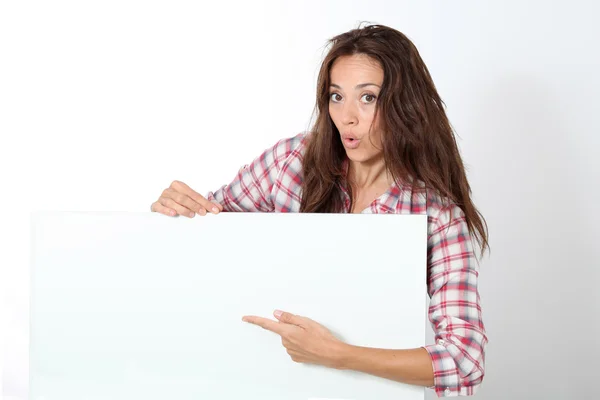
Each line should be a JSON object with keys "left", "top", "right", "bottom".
{"left": 328, "top": 106, "right": 341, "bottom": 128}
{"left": 368, "top": 118, "right": 384, "bottom": 149}
{"left": 360, "top": 107, "right": 376, "bottom": 126}
{"left": 365, "top": 112, "right": 381, "bottom": 135}
{"left": 328, "top": 104, "right": 337, "bottom": 119}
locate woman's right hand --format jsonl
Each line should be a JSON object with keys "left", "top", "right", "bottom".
{"left": 150, "top": 180, "right": 223, "bottom": 218}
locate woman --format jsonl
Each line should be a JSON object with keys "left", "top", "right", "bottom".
{"left": 150, "top": 24, "right": 488, "bottom": 397}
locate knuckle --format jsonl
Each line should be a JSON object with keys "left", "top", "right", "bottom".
{"left": 281, "top": 313, "right": 293, "bottom": 323}
{"left": 177, "top": 194, "right": 189, "bottom": 206}
{"left": 165, "top": 199, "right": 178, "bottom": 210}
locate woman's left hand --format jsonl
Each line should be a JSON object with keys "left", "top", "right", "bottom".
{"left": 242, "top": 310, "right": 347, "bottom": 369}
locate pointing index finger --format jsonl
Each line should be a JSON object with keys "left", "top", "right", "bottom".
{"left": 242, "top": 315, "right": 288, "bottom": 336}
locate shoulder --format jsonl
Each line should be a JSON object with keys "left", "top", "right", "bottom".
{"left": 240, "top": 132, "right": 309, "bottom": 171}
{"left": 424, "top": 189, "right": 477, "bottom": 264}
{"left": 271, "top": 131, "right": 310, "bottom": 158}
{"left": 406, "top": 184, "right": 469, "bottom": 235}
{"left": 263, "top": 132, "right": 311, "bottom": 170}
{"left": 425, "top": 190, "right": 462, "bottom": 228}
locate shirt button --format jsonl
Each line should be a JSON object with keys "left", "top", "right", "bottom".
{"left": 445, "top": 388, "right": 451, "bottom": 395}
{"left": 438, "top": 339, "right": 445, "bottom": 345}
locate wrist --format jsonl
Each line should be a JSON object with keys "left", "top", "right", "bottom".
{"left": 331, "top": 342, "right": 356, "bottom": 370}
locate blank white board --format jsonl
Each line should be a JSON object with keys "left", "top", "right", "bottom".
{"left": 30, "top": 211, "right": 427, "bottom": 400}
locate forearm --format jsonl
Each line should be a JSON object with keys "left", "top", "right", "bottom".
{"left": 335, "top": 344, "right": 434, "bottom": 387}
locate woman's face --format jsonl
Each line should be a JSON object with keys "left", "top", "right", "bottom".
{"left": 328, "top": 54, "right": 384, "bottom": 163}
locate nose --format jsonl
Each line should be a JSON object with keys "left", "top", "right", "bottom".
{"left": 341, "top": 101, "right": 359, "bottom": 126}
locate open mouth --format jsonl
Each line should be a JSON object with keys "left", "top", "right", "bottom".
{"left": 343, "top": 137, "right": 361, "bottom": 148}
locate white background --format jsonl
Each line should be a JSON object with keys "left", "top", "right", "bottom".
{"left": 1, "top": 1, "right": 599, "bottom": 399}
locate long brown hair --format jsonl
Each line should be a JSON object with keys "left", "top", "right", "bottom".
{"left": 299, "top": 23, "right": 489, "bottom": 256}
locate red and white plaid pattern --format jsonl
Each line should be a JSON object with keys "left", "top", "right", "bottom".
{"left": 206, "top": 132, "right": 487, "bottom": 397}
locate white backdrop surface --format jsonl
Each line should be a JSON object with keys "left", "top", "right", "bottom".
{"left": 3, "top": 1, "right": 600, "bottom": 399}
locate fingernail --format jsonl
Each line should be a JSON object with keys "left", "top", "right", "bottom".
{"left": 189, "top": 212, "right": 195, "bottom": 218}
{"left": 212, "top": 207, "right": 219, "bottom": 213}
{"left": 274, "top": 310, "right": 282, "bottom": 318}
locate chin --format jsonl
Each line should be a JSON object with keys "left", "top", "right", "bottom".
{"left": 345, "top": 149, "right": 381, "bottom": 164}
{"left": 345, "top": 151, "right": 368, "bottom": 162}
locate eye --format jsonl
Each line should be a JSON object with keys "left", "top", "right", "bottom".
{"left": 330, "top": 93, "right": 343, "bottom": 103}
{"left": 361, "top": 93, "right": 377, "bottom": 103}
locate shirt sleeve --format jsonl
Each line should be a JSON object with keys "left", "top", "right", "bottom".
{"left": 205, "top": 133, "right": 304, "bottom": 212}
{"left": 423, "top": 200, "right": 488, "bottom": 397}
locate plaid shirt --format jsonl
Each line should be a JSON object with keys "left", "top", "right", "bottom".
{"left": 206, "top": 132, "right": 487, "bottom": 397}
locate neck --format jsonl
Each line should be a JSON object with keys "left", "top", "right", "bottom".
{"left": 347, "top": 156, "right": 392, "bottom": 189}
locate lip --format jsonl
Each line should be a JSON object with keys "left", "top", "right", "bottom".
{"left": 342, "top": 137, "right": 361, "bottom": 149}
{"left": 341, "top": 132, "right": 360, "bottom": 141}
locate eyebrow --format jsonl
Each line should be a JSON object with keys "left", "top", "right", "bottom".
{"left": 330, "top": 83, "right": 381, "bottom": 90}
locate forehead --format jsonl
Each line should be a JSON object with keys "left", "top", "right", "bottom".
{"left": 330, "top": 54, "right": 383, "bottom": 83}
